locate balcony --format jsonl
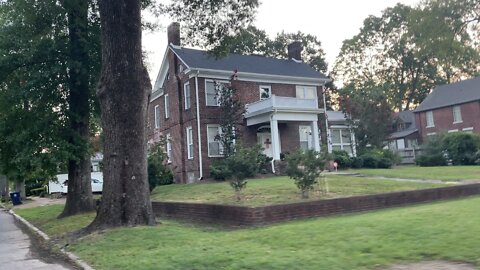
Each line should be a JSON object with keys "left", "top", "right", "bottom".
{"left": 244, "top": 95, "right": 323, "bottom": 126}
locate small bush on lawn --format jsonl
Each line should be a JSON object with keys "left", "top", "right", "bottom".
{"left": 415, "top": 154, "right": 447, "bottom": 166}
{"left": 286, "top": 149, "right": 325, "bottom": 198}
{"left": 148, "top": 140, "right": 174, "bottom": 191}
{"left": 359, "top": 149, "right": 399, "bottom": 168}
{"left": 331, "top": 150, "right": 351, "bottom": 169}
{"left": 350, "top": 156, "right": 364, "bottom": 168}
{"left": 210, "top": 144, "right": 272, "bottom": 181}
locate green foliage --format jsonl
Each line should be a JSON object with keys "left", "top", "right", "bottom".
{"left": 339, "top": 84, "right": 393, "bottom": 151}
{"left": 415, "top": 155, "right": 447, "bottom": 167}
{"left": 359, "top": 149, "right": 399, "bottom": 169}
{"left": 160, "top": 0, "right": 259, "bottom": 53}
{"left": 214, "top": 81, "right": 245, "bottom": 158}
{"left": 330, "top": 150, "right": 351, "bottom": 168}
{"left": 209, "top": 144, "right": 270, "bottom": 200}
{"left": 0, "top": 0, "right": 101, "bottom": 183}
{"left": 442, "top": 133, "right": 480, "bottom": 165}
{"left": 221, "top": 26, "right": 328, "bottom": 73}
{"left": 333, "top": 1, "right": 480, "bottom": 111}
{"left": 285, "top": 150, "right": 325, "bottom": 198}
{"left": 350, "top": 157, "right": 364, "bottom": 168}
{"left": 147, "top": 139, "right": 174, "bottom": 192}
{"left": 417, "top": 132, "right": 480, "bottom": 166}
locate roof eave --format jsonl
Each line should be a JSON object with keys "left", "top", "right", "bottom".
{"left": 187, "top": 68, "right": 330, "bottom": 86}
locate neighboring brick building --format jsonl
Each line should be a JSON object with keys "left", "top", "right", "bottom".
{"left": 414, "top": 77, "right": 480, "bottom": 143}
{"left": 148, "top": 23, "right": 332, "bottom": 183}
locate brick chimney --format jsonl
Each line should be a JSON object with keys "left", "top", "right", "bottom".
{"left": 287, "top": 41, "right": 302, "bottom": 61}
{"left": 167, "top": 22, "right": 180, "bottom": 46}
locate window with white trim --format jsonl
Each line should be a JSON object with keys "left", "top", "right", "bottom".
{"left": 166, "top": 133, "right": 172, "bottom": 163}
{"left": 331, "top": 128, "right": 353, "bottom": 155}
{"left": 154, "top": 105, "right": 160, "bottom": 129}
{"left": 205, "top": 80, "right": 229, "bottom": 106}
{"left": 164, "top": 94, "right": 170, "bottom": 119}
{"left": 296, "top": 85, "right": 316, "bottom": 99}
{"left": 184, "top": 82, "right": 191, "bottom": 110}
{"left": 299, "top": 126, "right": 313, "bottom": 150}
{"left": 426, "top": 111, "right": 434, "bottom": 127}
{"left": 207, "top": 125, "right": 223, "bottom": 157}
{"left": 186, "top": 127, "right": 193, "bottom": 159}
{"left": 463, "top": 127, "right": 474, "bottom": 133}
{"left": 453, "top": 105, "right": 462, "bottom": 123}
{"left": 259, "top": 85, "right": 271, "bottom": 100}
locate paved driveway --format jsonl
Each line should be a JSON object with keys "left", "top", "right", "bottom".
{"left": 0, "top": 210, "right": 71, "bottom": 269}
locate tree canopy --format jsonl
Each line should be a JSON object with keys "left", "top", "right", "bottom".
{"left": 333, "top": 0, "right": 480, "bottom": 112}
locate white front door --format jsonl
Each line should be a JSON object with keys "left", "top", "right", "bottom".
{"left": 257, "top": 132, "right": 273, "bottom": 158}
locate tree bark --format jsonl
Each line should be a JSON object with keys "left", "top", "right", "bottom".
{"left": 59, "top": 0, "right": 95, "bottom": 218}
{"left": 87, "top": 0, "right": 155, "bottom": 230}
{"left": 14, "top": 179, "right": 26, "bottom": 199}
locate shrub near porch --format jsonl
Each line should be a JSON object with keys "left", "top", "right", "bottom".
{"left": 150, "top": 175, "right": 448, "bottom": 206}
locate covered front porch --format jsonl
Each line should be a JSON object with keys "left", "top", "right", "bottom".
{"left": 244, "top": 95, "right": 324, "bottom": 161}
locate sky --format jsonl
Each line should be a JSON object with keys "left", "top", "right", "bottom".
{"left": 142, "top": 0, "right": 421, "bottom": 83}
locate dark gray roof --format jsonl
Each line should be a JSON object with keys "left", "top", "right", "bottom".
{"left": 415, "top": 77, "right": 480, "bottom": 112}
{"left": 390, "top": 110, "right": 417, "bottom": 139}
{"left": 390, "top": 129, "right": 418, "bottom": 139}
{"left": 396, "top": 110, "right": 414, "bottom": 124}
{"left": 170, "top": 46, "right": 328, "bottom": 80}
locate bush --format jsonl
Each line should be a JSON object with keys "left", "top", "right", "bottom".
{"left": 442, "top": 133, "right": 480, "bottom": 165}
{"left": 358, "top": 149, "right": 398, "bottom": 168}
{"left": 148, "top": 140, "right": 174, "bottom": 191}
{"left": 331, "top": 150, "right": 351, "bottom": 169}
{"left": 350, "top": 157, "right": 364, "bottom": 168}
{"left": 361, "top": 152, "right": 379, "bottom": 168}
{"left": 415, "top": 154, "right": 447, "bottom": 167}
{"left": 415, "top": 133, "right": 480, "bottom": 166}
{"left": 210, "top": 160, "right": 231, "bottom": 180}
{"left": 286, "top": 149, "right": 325, "bottom": 198}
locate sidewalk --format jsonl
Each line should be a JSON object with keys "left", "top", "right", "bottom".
{"left": 0, "top": 209, "right": 71, "bottom": 270}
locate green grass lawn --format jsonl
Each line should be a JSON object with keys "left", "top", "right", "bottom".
{"left": 150, "top": 175, "right": 448, "bottom": 206}
{"left": 15, "top": 197, "right": 480, "bottom": 269}
{"left": 351, "top": 165, "right": 480, "bottom": 181}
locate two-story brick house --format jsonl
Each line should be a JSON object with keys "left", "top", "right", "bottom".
{"left": 414, "top": 76, "right": 480, "bottom": 143}
{"left": 147, "top": 23, "right": 331, "bottom": 183}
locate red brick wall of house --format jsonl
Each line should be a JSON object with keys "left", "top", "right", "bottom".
{"left": 415, "top": 101, "right": 480, "bottom": 143}
{"left": 147, "top": 49, "right": 324, "bottom": 183}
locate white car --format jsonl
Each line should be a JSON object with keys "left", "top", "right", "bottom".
{"left": 48, "top": 172, "right": 103, "bottom": 194}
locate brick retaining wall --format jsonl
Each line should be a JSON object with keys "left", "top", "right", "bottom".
{"left": 152, "top": 183, "right": 480, "bottom": 227}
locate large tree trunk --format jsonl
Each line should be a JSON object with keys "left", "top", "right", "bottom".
{"left": 87, "top": 0, "right": 155, "bottom": 230}
{"left": 59, "top": 0, "right": 95, "bottom": 218}
{"left": 14, "top": 179, "right": 26, "bottom": 199}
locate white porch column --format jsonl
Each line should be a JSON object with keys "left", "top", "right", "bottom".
{"left": 311, "top": 120, "right": 320, "bottom": 152}
{"left": 270, "top": 118, "right": 281, "bottom": 160}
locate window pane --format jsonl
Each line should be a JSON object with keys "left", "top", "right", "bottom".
{"left": 260, "top": 86, "right": 271, "bottom": 100}
{"left": 300, "top": 141, "right": 309, "bottom": 150}
{"left": 206, "top": 81, "right": 217, "bottom": 106}
{"left": 341, "top": 129, "right": 351, "bottom": 143}
{"left": 331, "top": 129, "right": 341, "bottom": 144}
{"left": 332, "top": 145, "right": 342, "bottom": 151}
{"left": 305, "top": 87, "right": 316, "bottom": 99}
{"left": 209, "top": 142, "right": 220, "bottom": 156}
{"left": 344, "top": 145, "right": 353, "bottom": 155}
{"left": 184, "top": 83, "right": 190, "bottom": 109}
{"left": 296, "top": 88, "right": 304, "bottom": 98}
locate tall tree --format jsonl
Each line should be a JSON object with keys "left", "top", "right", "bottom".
{"left": 333, "top": 1, "right": 480, "bottom": 111}
{"left": 88, "top": 0, "right": 155, "bottom": 229}
{"left": 88, "top": 0, "right": 259, "bottom": 230}
{"left": 0, "top": 0, "right": 101, "bottom": 216}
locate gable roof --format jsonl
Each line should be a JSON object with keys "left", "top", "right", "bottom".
{"left": 170, "top": 45, "right": 328, "bottom": 80}
{"left": 390, "top": 110, "right": 418, "bottom": 139}
{"left": 415, "top": 77, "right": 480, "bottom": 112}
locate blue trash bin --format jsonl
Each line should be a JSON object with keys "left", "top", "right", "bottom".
{"left": 10, "top": 192, "right": 22, "bottom": 205}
